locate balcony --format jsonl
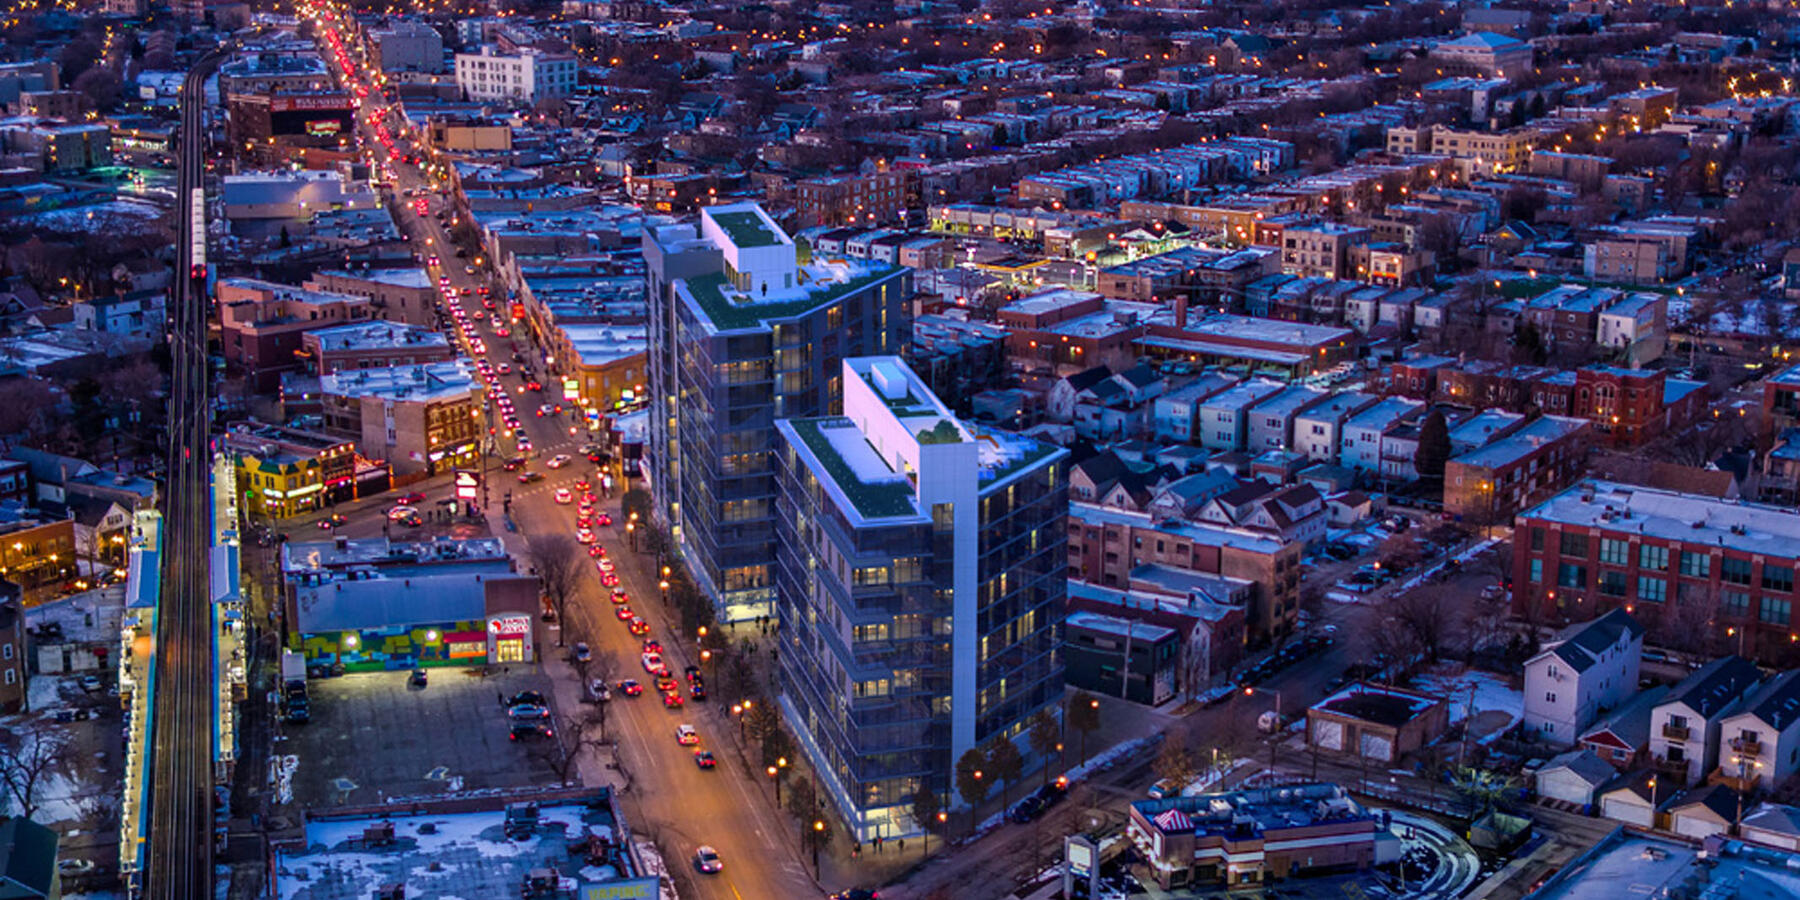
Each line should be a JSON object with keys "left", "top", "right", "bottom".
{"left": 1661, "top": 723, "right": 1690, "bottom": 742}
{"left": 1731, "top": 737, "right": 1762, "bottom": 756}
{"left": 1651, "top": 755, "right": 1690, "bottom": 779}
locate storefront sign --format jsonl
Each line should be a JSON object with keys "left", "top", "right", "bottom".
{"left": 306, "top": 119, "right": 343, "bottom": 136}
{"left": 580, "top": 879, "right": 660, "bottom": 900}
{"left": 455, "top": 470, "right": 479, "bottom": 500}
{"left": 489, "top": 615, "right": 530, "bottom": 636}
{"left": 563, "top": 379, "right": 581, "bottom": 402}
{"left": 272, "top": 95, "right": 355, "bottom": 112}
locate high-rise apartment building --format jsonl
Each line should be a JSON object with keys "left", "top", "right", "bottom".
{"left": 773, "top": 357, "right": 1068, "bottom": 840}
{"left": 645, "top": 203, "right": 911, "bottom": 620}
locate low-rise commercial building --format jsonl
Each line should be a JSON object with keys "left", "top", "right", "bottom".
{"left": 1128, "top": 784, "right": 1378, "bottom": 890}
{"left": 280, "top": 536, "right": 538, "bottom": 668}
{"left": 0, "top": 512, "right": 75, "bottom": 602}
{"left": 558, "top": 324, "right": 646, "bottom": 416}
{"left": 299, "top": 320, "right": 454, "bottom": 376}
{"left": 305, "top": 269, "right": 440, "bottom": 328}
{"left": 319, "top": 360, "right": 482, "bottom": 477}
{"left": 223, "top": 422, "right": 362, "bottom": 516}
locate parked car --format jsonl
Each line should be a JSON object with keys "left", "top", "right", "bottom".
{"left": 509, "top": 721, "right": 553, "bottom": 741}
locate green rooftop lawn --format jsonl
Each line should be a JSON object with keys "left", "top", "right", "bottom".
{"left": 683, "top": 266, "right": 901, "bottom": 332}
{"left": 790, "top": 418, "right": 919, "bottom": 519}
{"left": 712, "top": 210, "right": 783, "bottom": 248}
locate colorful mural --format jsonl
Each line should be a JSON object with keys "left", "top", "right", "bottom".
{"left": 297, "top": 620, "right": 486, "bottom": 671}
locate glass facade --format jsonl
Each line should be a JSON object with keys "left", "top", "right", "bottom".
{"left": 773, "top": 414, "right": 1067, "bottom": 841}
{"left": 647, "top": 221, "right": 911, "bottom": 620}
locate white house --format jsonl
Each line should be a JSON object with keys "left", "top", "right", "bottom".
{"left": 1649, "top": 655, "right": 1762, "bottom": 786}
{"left": 1197, "top": 380, "right": 1283, "bottom": 452}
{"left": 1244, "top": 385, "right": 1324, "bottom": 454}
{"left": 1048, "top": 366, "right": 1114, "bottom": 424}
{"left": 1339, "top": 396, "right": 1423, "bottom": 474}
{"left": 1291, "top": 391, "right": 1377, "bottom": 463}
{"left": 1522, "top": 608, "right": 1644, "bottom": 746}
{"left": 1714, "top": 668, "right": 1800, "bottom": 793}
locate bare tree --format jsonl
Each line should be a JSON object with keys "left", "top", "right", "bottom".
{"left": 1383, "top": 587, "right": 1463, "bottom": 663}
{"left": 528, "top": 535, "right": 582, "bottom": 646}
{"left": 0, "top": 731, "right": 68, "bottom": 820}
{"left": 530, "top": 707, "right": 613, "bottom": 784}
{"left": 1152, "top": 731, "right": 1197, "bottom": 790}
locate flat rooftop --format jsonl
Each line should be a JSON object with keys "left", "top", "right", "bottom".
{"left": 710, "top": 209, "right": 782, "bottom": 248}
{"left": 1134, "top": 783, "right": 1373, "bottom": 838}
{"left": 1520, "top": 480, "right": 1800, "bottom": 549}
{"left": 282, "top": 536, "right": 510, "bottom": 574}
{"left": 1451, "top": 414, "right": 1585, "bottom": 470}
{"left": 1529, "top": 828, "right": 1800, "bottom": 900}
{"left": 677, "top": 262, "right": 903, "bottom": 333}
{"left": 320, "top": 359, "right": 475, "bottom": 404}
{"left": 274, "top": 798, "right": 642, "bottom": 900}
{"left": 306, "top": 321, "right": 448, "bottom": 353}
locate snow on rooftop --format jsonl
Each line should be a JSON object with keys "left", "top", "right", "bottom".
{"left": 822, "top": 422, "right": 908, "bottom": 485}
{"left": 277, "top": 804, "right": 625, "bottom": 900}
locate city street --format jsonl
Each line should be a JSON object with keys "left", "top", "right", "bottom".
{"left": 280, "top": 18, "right": 824, "bottom": 897}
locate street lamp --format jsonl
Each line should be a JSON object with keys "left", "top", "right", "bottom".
{"left": 625, "top": 520, "right": 635, "bottom": 550}
{"left": 659, "top": 579, "right": 670, "bottom": 607}
{"left": 811, "top": 819, "right": 825, "bottom": 877}
{"left": 732, "top": 701, "right": 750, "bottom": 740}
{"left": 769, "top": 756, "right": 788, "bottom": 804}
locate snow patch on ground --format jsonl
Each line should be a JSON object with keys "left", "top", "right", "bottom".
{"left": 1065, "top": 734, "right": 1157, "bottom": 783}
{"left": 25, "top": 200, "right": 166, "bottom": 233}
{"left": 1415, "top": 668, "right": 1523, "bottom": 742}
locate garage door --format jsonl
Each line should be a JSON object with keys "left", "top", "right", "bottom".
{"left": 1601, "top": 795, "right": 1653, "bottom": 828}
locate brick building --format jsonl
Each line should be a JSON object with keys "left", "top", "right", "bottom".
{"left": 1514, "top": 481, "right": 1800, "bottom": 665}
{"left": 218, "top": 278, "right": 375, "bottom": 392}
{"left": 1068, "top": 502, "right": 1301, "bottom": 645}
{"left": 299, "top": 321, "right": 454, "bottom": 376}
{"left": 794, "top": 164, "right": 919, "bottom": 228}
{"left": 1443, "top": 415, "right": 1590, "bottom": 525}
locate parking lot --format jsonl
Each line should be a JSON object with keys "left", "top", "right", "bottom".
{"left": 281, "top": 667, "right": 564, "bottom": 810}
